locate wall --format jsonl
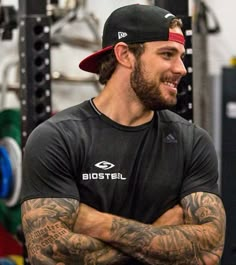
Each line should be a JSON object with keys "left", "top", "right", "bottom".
{"left": 207, "top": 0, "right": 236, "bottom": 75}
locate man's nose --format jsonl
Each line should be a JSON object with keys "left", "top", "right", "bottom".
{"left": 173, "top": 58, "right": 187, "bottom": 76}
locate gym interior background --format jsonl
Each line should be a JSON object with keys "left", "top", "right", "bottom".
{"left": 0, "top": 0, "right": 235, "bottom": 264}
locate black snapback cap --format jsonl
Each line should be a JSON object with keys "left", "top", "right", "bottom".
{"left": 79, "top": 4, "right": 185, "bottom": 74}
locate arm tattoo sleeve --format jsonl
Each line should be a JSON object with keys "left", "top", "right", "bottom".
{"left": 99, "top": 192, "right": 226, "bottom": 265}
{"left": 21, "top": 198, "right": 132, "bottom": 265}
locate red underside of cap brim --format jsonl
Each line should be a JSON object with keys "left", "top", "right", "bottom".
{"left": 79, "top": 45, "right": 113, "bottom": 74}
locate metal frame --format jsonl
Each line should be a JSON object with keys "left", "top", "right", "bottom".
{"left": 19, "top": 1, "right": 51, "bottom": 263}
{"left": 19, "top": 0, "right": 51, "bottom": 150}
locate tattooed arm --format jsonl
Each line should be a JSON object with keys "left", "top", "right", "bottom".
{"left": 21, "top": 198, "right": 133, "bottom": 265}
{"left": 21, "top": 198, "right": 184, "bottom": 265}
{"left": 75, "top": 192, "right": 226, "bottom": 265}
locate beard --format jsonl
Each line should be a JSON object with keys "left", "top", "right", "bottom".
{"left": 130, "top": 59, "right": 177, "bottom": 111}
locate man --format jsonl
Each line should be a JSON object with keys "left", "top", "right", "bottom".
{"left": 20, "top": 4, "right": 226, "bottom": 265}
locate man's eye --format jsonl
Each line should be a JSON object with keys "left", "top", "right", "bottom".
{"left": 162, "top": 52, "right": 173, "bottom": 59}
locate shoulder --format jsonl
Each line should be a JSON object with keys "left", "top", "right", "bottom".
{"left": 157, "top": 110, "right": 194, "bottom": 141}
{"left": 50, "top": 99, "right": 97, "bottom": 125}
{"left": 157, "top": 110, "right": 211, "bottom": 140}
{"left": 25, "top": 100, "right": 97, "bottom": 151}
{"left": 157, "top": 110, "right": 216, "bottom": 160}
{"left": 28, "top": 100, "right": 95, "bottom": 138}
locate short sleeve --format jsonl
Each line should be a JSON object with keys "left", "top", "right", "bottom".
{"left": 20, "top": 121, "right": 80, "bottom": 202}
{"left": 180, "top": 126, "right": 220, "bottom": 198}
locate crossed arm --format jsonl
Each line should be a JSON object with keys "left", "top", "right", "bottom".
{"left": 74, "top": 192, "right": 226, "bottom": 265}
{"left": 21, "top": 192, "right": 226, "bottom": 265}
{"left": 21, "top": 198, "right": 141, "bottom": 265}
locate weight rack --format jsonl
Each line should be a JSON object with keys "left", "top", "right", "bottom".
{"left": 19, "top": 0, "right": 52, "bottom": 151}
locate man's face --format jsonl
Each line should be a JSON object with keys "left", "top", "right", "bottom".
{"left": 130, "top": 27, "right": 187, "bottom": 111}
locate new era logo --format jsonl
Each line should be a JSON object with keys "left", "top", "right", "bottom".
{"left": 118, "top": 31, "right": 128, "bottom": 39}
{"left": 164, "top": 133, "right": 177, "bottom": 143}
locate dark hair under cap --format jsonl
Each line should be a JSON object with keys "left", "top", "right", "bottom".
{"left": 79, "top": 4, "right": 185, "bottom": 74}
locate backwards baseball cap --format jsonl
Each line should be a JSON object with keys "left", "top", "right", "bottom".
{"left": 79, "top": 4, "right": 185, "bottom": 74}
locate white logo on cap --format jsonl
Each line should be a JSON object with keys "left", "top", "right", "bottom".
{"left": 165, "top": 13, "right": 175, "bottom": 18}
{"left": 118, "top": 32, "right": 128, "bottom": 39}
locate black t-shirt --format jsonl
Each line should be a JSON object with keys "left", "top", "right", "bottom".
{"left": 21, "top": 99, "right": 219, "bottom": 223}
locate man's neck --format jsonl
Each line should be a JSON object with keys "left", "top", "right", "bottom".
{"left": 93, "top": 83, "right": 154, "bottom": 127}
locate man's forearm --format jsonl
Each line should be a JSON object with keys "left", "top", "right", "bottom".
{"left": 76, "top": 193, "right": 226, "bottom": 265}
{"left": 27, "top": 230, "right": 130, "bottom": 265}
{"left": 21, "top": 198, "right": 132, "bottom": 265}
{"left": 94, "top": 215, "right": 223, "bottom": 265}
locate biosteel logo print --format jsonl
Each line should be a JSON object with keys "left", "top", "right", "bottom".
{"left": 82, "top": 161, "right": 126, "bottom": 180}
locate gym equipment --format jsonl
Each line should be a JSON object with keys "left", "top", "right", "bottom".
{"left": 7, "top": 256, "right": 23, "bottom": 265}
{"left": 0, "top": 109, "right": 21, "bottom": 207}
{"left": 0, "top": 223, "right": 22, "bottom": 258}
{"left": 0, "top": 108, "right": 23, "bottom": 261}
{"left": 0, "top": 137, "right": 22, "bottom": 236}
{"left": 0, "top": 137, "right": 22, "bottom": 207}
{"left": 19, "top": 1, "right": 51, "bottom": 263}
{"left": 0, "top": 4, "right": 17, "bottom": 40}
{"left": 0, "top": 146, "right": 12, "bottom": 198}
{"left": 0, "top": 258, "right": 16, "bottom": 265}
{"left": 0, "top": 109, "right": 21, "bottom": 147}
{"left": 19, "top": 0, "right": 51, "bottom": 150}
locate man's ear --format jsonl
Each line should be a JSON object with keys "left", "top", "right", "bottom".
{"left": 113, "top": 42, "right": 134, "bottom": 69}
